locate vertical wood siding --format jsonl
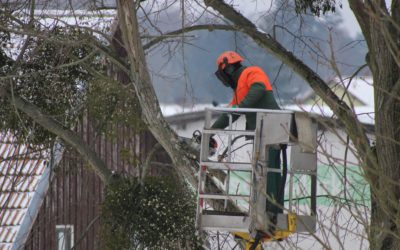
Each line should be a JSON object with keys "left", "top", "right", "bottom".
{"left": 23, "top": 25, "right": 172, "bottom": 250}
{"left": 23, "top": 116, "right": 168, "bottom": 250}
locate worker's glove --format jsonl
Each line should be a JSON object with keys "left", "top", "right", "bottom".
{"left": 209, "top": 137, "right": 218, "bottom": 156}
{"left": 192, "top": 130, "right": 202, "bottom": 144}
{"left": 192, "top": 130, "right": 218, "bottom": 156}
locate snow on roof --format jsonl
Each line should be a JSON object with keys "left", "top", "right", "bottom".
{"left": 161, "top": 104, "right": 218, "bottom": 117}
{"left": 0, "top": 133, "right": 51, "bottom": 250}
{"left": 345, "top": 76, "right": 374, "bottom": 107}
{"left": 162, "top": 100, "right": 375, "bottom": 126}
{"left": 296, "top": 76, "right": 374, "bottom": 108}
{"left": 285, "top": 104, "right": 374, "bottom": 125}
{"left": 5, "top": 9, "right": 116, "bottom": 60}
{"left": 289, "top": 76, "right": 375, "bottom": 125}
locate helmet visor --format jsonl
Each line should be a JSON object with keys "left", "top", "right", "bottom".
{"left": 215, "top": 69, "right": 231, "bottom": 87}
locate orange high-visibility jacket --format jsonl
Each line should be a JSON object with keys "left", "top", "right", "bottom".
{"left": 229, "top": 66, "right": 273, "bottom": 106}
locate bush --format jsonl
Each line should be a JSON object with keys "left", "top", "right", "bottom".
{"left": 101, "top": 176, "right": 202, "bottom": 250}
{"left": 0, "top": 27, "right": 95, "bottom": 146}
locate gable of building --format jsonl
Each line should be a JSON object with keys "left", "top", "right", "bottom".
{"left": 298, "top": 77, "right": 374, "bottom": 108}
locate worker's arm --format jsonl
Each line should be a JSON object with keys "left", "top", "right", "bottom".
{"left": 211, "top": 113, "right": 240, "bottom": 129}
{"left": 211, "top": 83, "right": 266, "bottom": 129}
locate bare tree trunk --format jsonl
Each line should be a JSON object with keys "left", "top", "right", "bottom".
{"left": 364, "top": 4, "right": 400, "bottom": 250}
{"left": 346, "top": 0, "right": 400, "bottom": 248}
{"left": 115, "top": 0, "right": 245, "bottom": 216}
{"left": 116, "top": 0, "right": 198, "bottom": 186}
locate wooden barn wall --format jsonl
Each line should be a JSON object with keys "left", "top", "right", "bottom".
{"left": 22, "top": 24, "right": 174, "bottom": 249}
{"left": 22, "top": 114, "right": 170, "bottom": 250}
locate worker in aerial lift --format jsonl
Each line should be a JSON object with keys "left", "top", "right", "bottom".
{"left": 210, "top": 51, "right": 284, "bottom": 222}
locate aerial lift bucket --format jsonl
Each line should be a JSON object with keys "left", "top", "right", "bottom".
{"left": 196, "top": 108, "right": 318, "bottom": 247}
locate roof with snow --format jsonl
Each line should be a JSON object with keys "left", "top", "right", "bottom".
{"left": 162, "top": 77, "right": 375, "bottom": 126}
{"left": 296, "top": 76, "right": 374, "bottom": 108}
{"left": 5, "top": 10, "right": 115, "bottom": 60}
{"left": 291, "top": 76, "right": 374, "bottom": 125}
{"left": 163, "top": 94, "right": 374, "bottom": 127}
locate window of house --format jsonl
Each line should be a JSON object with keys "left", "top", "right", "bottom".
{"left": 56, "top": 225, "right": 74, "bottom": 250}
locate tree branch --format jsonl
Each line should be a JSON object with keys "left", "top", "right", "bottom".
{"left": 115, "top": 1, "right": 242, "bottom": 216}
{"left": 204, "top": 0, "right": 377, "bottom": 172}
{"left": 116, "top": 0, "right": 198, "bottom": 187}
{"left": 393, "top": 0, "right": 400, "bottom": 25}
{"left": 348, "top": 0, "right": 371, "bottom": 46}
{"left": 0, "top": 86, "right": 113, "bottom": 184}
{"left": 143, "top": 24, "right": 235, "bottom": 50}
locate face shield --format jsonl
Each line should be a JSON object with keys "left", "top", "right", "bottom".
{"left": 215, "top": 69, "right": 232, "bottom": 87}
{"left": 215, "top": 60, "right": 236, "bottom": 88}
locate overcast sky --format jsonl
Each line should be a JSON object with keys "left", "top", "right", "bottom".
{"left": 230, "top": 0, "right": 362, "bottom": 38}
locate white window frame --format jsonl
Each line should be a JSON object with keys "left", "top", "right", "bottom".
{"left": 56, "top": 225, "right": 74, "bottom": 250}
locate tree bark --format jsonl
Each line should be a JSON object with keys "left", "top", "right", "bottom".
{"left": 115, "top": 0, "right": 245, "bottom": 217}
{"left": 356, "top": 1, "right": 400, "bottom": 249}
{"left": 116, "top": 0, "right": 199, "bottom": 186}
{"left": 143, "top": 24, "right": 235, "bottom": 50}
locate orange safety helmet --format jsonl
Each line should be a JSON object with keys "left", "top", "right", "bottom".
{"left": 216, "top": 51, "right": 243, "bottom": 70}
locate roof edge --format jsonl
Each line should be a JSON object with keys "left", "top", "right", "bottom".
{"left": 12, "top": 143, "right": 64, "bottom": 250}
{"left": 166, "top": 109, "right": 375, "bottom": 132}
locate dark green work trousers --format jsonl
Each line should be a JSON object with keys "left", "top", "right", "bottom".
{"left": 266, "top": 147, "right": 283, "bottom": 216}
